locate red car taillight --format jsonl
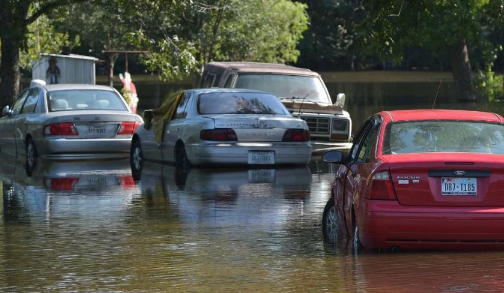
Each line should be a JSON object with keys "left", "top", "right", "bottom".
{"left": 200, "top": 129, "right": 238, "bottom": 141}
{"left": 43, "top": 122, "right": 78, "bottom": 136}
{"left": 44, "top": 178, "right": 79, "bottom": 191}
{"left": 367, "top": 171, "right": 397, "bottom": 200}
{"left": 282, "top": 129, "right": 310, "bottom": 142}
{"left": 117, "top": 122, "right": 140, "bottom": 135}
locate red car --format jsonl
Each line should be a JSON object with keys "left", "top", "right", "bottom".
{"left": 322, "top": 109, "right": 504, "bottom": 250}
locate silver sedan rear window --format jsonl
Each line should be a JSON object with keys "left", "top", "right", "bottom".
{"left": 48, "top": 90, "right": 128, "bottom": 112}
{"left": 198, "top": 92, "right": 290, "bottom": 115}
{"left": 382, "top": 121, "right": 504, "bottom": 155}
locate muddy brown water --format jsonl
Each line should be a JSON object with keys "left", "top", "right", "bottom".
{"left": 1, "top": 155, "right": 504, "bottom": 292}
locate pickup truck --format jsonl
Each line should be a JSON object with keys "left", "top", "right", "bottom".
{"left": 200, "top": 62, "right": 352, "bottom": 152}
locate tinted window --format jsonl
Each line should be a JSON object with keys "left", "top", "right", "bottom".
{"left": 202, "top": 74, "right": 215, "bottom": 88}
{"left": 224, "top": 75, "right": 234, "bottom": 88}
{"left": 174, "top": 92, "right": 190, "bottom": 119}
{"left": 198, "top": 92, "right": 290, "bottom": 115}
{"left": 20, "top": 89, "right": 39, "bottom": 114}
{"left": 235, "top": 74, "right": 331, "bottom": 104}
{"left": 11, "top": 90, "right": 30, "bottom": 116}
{"left": 383, "top": 121, "right": 504, "bottom": 155}
{"left": 357, "top": 122, "right": 379, "bottom": 163}
{"left": 48, "top": 90, "right": 128, "bottom": 112}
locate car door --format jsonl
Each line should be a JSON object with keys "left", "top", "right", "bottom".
{"left": 342, "top": 116, "right": 382, "bottom": 234}
{"left": 161, "top": 92, "right": 191, "bottom": 163}
{"left": 14, "top": 88, "right": 40, "bottom": 155}
{"left": 0, "top": 89, "right": 30, "bottom": 155}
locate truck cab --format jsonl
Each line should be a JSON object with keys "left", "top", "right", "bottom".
{"left": 200, "top": 62, "right": 352, "bottom": 152}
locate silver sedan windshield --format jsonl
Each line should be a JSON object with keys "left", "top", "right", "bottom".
{"left": 198, "top": 92, "right": 290, "bottom": 115}
{"left": 48, "top": 90, "right": 128, "bottom": 112}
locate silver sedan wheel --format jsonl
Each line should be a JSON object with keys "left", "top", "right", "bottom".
{"left": 26, "top": 141, "right": 37, "bottom": 169}
{"left": 132, "top": 145, "right": 142, "bottom": 171}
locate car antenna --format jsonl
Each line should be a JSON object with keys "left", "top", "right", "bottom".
{"left": 432, "top": 78, "right": 442, "bottom": 109}
{"left": 297, "top": 94, "right": 309, "bottom": 117}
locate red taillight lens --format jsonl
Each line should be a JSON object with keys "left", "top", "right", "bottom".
{"left": 44, "top": 178, "right": 79, "bottom": 191}
{"left": 282, "top": 129, "right": 310, "bottom": 142}
{"left": 117, "top": 122, "right": 140, "bottom": 135}
{"left": 43, "top": 122, "right": 78, "bottom": 136}
{"left": 367, "top": 171, "right": 397, "bottom": 200}
{"left": 200, "top": 129, "right": 238, "bottom": 141}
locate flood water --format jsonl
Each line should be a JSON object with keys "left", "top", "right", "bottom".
{"left": 2, "top": 155, "right": 504, "bottom": 292}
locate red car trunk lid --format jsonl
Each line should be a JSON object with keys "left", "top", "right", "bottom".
{"left": 385, "top": 153, "right": 504, "bottom": 207}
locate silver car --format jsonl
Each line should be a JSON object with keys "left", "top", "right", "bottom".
{"left": 130, "top": 88, "right": 312, "bottom": 171}
{"left": 0, "top": 82, "right": 143, "bottom": 171}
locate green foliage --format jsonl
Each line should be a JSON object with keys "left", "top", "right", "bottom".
{"left": 20, "top": 15, "right": 78, "bottom": 71}
{"left": 128, "top": 0, "right": 308, "bottom": 81}
{"left": 474, "top": 70, "right": 504, "bottom": 102}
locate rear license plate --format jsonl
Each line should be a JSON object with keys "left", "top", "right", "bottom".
{"left": 248, "top": 151, "right": 275, "bottom": 164}
{"left": 441, "top": 177, "right": 477, "bottom": 195}
{"left": 88, "top": 125, "right": 107, "bottom": 135}
{"left": 248, "top": 169, "right": 275, "bottom": 183}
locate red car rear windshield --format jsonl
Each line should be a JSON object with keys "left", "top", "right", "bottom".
{"left": 382, "top": 121, "right": 504, "bottom": 155}
{"left": 198, "top": 92, "right": 289, "bottom": 115}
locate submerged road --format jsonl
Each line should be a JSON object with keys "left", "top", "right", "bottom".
{"left": 1, "top": 156, "right": 504, "bottom": 292}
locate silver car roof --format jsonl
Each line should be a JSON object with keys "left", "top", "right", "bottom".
{"left": 40, "top": 84, "right": 117, "bottom": 92}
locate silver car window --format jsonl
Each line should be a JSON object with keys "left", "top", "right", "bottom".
{"left": 383, "top": 121, "right": 504, "bottom": 155}
{"left": 48, "top": 90, "right": 128, "bottom": 112}
{"left": 11, "top": 90, "right": 30, "bottom": 116}
{"left": 20, "top": 89, "right": 39, "bottom": 114}
{"left": 198, "top": 92, "right": 290, "bottom": 115}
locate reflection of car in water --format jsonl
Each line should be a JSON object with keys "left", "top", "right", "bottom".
{"left": 0, "top": 156, "right": 137, "bottom": 219}
{"left": 137, "top": 161, "right": 312, "bottom": 226}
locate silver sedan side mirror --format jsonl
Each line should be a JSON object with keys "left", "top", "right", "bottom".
{"left": 2, "top": 106, "right": 11, "bottom": 116}
{"left": 334, "top": 93, "right": 346, "bottom": 108}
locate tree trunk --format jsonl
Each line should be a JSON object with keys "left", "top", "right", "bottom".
{"left": 448, "top": 39, "right": 476, "bottom": 101}
{"left": 0, "top": 37, "right": 21, "bottom": 110}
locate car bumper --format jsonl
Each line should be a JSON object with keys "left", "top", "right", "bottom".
{"left": 36, "top": 138, "right": 131, "bottom": 159}
{"left": 188, "top": 142, "right": 312, "bottom": 165}
{"left": 360, "top": 200, "right": 504, "bottom": 250}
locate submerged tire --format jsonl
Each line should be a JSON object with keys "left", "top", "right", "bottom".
{"left": 25, "top": 138, "right": 38, "bottom": 176}
{"left": 130, "top": 139, "right": 143, "bottom": 181}
{"left": 175, "top": 144, "right": 191, "bottom": 170}
{"left": 322, "top": 197, "right": 339, "bottom": 243}
{"left": 353, "top": 225, "right": 363, "bottom": 252}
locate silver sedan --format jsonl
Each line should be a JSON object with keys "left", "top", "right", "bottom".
{"left": 0, "top": 83, "right": 143, "bottom": 172}
{"left": 130, "top": 88, "right": 312, "bottom": 171}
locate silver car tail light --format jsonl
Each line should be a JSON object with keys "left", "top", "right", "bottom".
{"left": 282, "top": 129, "right": 310, "bottom": 142}
{"left": 200, "top": 129, "right": 238, "bottom": 141}
{"left": 117, "top": 122, "right": 140, "bottom": 135}
{"left": 43, "top": 123, "right": 78, "bottom": 136}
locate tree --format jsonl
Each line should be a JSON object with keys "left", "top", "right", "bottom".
{"left": 297, "top": 0, "right": 363, "bottom": 71}
{"left": 0, "top": 0, "right": 90, "bottom": 110}
{"left": 358, "top": 0, "right": 504, "bottom": 101}
{"left": 130, "top": 0, "right": 308, "bottom": 82}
